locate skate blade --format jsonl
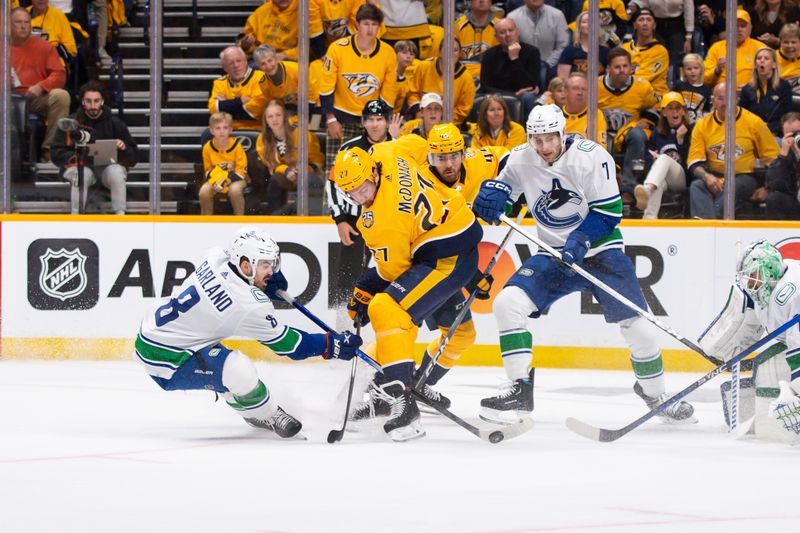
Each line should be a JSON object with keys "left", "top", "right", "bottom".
{"left": 479, "top": 407, "right": 531, "bottom": 426}
{"left": 387, "top": 421, "right": 426, "bottom": 442}
{"left": 418, "top": 404, "right": 444, "bottom": 415}
{"left": 656, "top": 414, "right": 699, "bottom": 425}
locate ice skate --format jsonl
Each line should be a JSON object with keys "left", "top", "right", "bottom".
{"left": 479, "top": 369, "right": 534, "bottom": 425}
{"left": 382, "top": 381, "right": 425, "bottom": 442}
{"left": 245, "top": 406, "right": 304, "bottom": 438}
{"left": 634, "top": 382, "right": 697, "bottom": 424}
{"left": 414, "top": 383, "right": 452, "bottom": 415}
{"left": 348, "top": 380, "right": 391, "bottom": 423}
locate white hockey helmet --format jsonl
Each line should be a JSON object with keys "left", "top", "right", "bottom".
{"left": 735, "top": 240, "right": 785, "bottom": 308}
{"left": 526, "top": 104, "right": 567, "bottom": 156}
{"left": 229, "top": 226, "right": 281, "bottom": 284}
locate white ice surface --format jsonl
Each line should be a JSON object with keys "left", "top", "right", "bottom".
{"left": 1, "top": 360, "right": 799, "bottom": 533}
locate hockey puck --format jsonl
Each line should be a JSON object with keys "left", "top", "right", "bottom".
{"left": 488, "top": 431, "right": 504, "bottom": 444}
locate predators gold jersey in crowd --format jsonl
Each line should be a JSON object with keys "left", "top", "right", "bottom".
{"left": 358, "top": 138, "right": 478, "bottom": 282}
{"left": 320, "top": 36, "right": 398, "bottom": 120}
{"left": 208, "top": 68, "right": 267, "bottom": 130}
{"left": 258, "top": 60, "right": 322, "bottom": 107}
{"left": 621, "top": 40, "right": 670, "bottom": 96}
{"left": 703, "top": 37, "right": 764, "bottom": 88}
{"left": 28, "top": 4, "right": 77, "bottom": 60}
{"left": 455, "top": 13, "right": 499, "bottom": 82}
{"left": 202, "top": 138, "right": 248, "bottom": 181}
{"left": 687, "top": 106, "right": 779, "bottom": 175}
{"left": 408, "top": 59, "right": 475, "bottom": 124}
{"left": 427, "top": 146, "right": 509, "bottom": 206}
{"left": 598, "top": 75, "right": 659, "bottom": 150}
{"left": 778, "top": 50, "right": 800, "bottom": 94}
{"left": 241, "top": 0, "right": 321, "bottom": 59}
{"left": 469, "top": 122, "right": 526, "bottom": 151}
{"left": 311, "top": 0, "right": 356, "bottom": 45}
{"left": 562, "top": 106, "right": 609, "bottom": 148}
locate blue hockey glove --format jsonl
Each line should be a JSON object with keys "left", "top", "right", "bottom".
{"left": 324, "top": 330, "right": 363, "bottom": 361}
{"left": 562, "top": 230, "right": 591, "bottom": 266}
{"left": 473, "top": 180, "right": 512, "bottom": 224}
{"left": 264, "top": 270, "right": 288, "bottom": 299}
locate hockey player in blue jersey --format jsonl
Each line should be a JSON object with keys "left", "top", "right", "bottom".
{"left": 472, "top": 104, "right": 696, "bottom": 425}
{"left": 135, "top": 227, "right": 363, "bottom": 438}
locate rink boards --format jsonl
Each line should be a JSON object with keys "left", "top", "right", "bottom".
{"left": 2, "top": 214, "right": 800, "bottom": 371}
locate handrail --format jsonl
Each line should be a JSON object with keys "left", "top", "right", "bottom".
{"left": 109, "top": 56, "right": 126, "bottom": 122}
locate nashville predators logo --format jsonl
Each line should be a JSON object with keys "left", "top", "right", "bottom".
{"left": 602, "top": 108, "right": 633, "bottom": 132}
{"left": 361, "top": 211, "right": 374, "bottom": 228}
{"left": 708, "top": 143, "right": 745, "bottom": 162}
{"left": 324, "top": 18, "right": 349, "bottom": 39}
{"left": 533, "top": 179, "right": 583, "bottom": 229}
{"left": 460, "top": 43, "right": 489, "bottom": 61}
{"left": 343, "top": 73, "right": 380, "bottom": 97}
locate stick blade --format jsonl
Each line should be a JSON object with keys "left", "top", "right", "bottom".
{"left": 565, "top": 417, "right": 622, "bottom": 442}
{"left": 326, "top": 429, "right": 344, "bottom": 444}
{"left": 480, "top": 416, "right": 534, "bottom": 443}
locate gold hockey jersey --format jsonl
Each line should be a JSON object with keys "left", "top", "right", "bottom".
{"left": 208, "top": 68, "right": 268, "bottom": 130}
{"left": 621, "top": 40, "right": 670, "bottom": 96}
{"left": 778, "top": 50, "right": 800, "bottom": 94}
{"left": 202, "top": 138, "right": 248, "bottom": 181}
{"left": 704, "top": 37, "right": 764, "bottom": 88}
{"left": 241, "top": 0, "right": 322, "bottom": 59}
{"left": 687, "top": 107, "right": 779, "bottom": 175}
{"left": 562, "top": 106, "right": 609, "bottom": 147}
{"left": 469, "top": 122, "right": 526, "bottom": 152}
{"left": 408, "top": 59, "right": 476, "bottom": 125}
{"left": 427, "top": 145, "right": 509, "bottom": 206}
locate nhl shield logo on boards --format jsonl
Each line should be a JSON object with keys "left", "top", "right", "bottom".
{"left": 28, "top": 238, "right": 99, "bottom": 310}
{"left": 39, "top": 248, "right": 88, "bottom": 301}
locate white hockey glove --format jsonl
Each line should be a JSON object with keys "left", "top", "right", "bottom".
{"left": 769, "top": 381, "right": 800, "bottom": 442}
{"left": 699, "top": 285, "right": 764, "bottom": 361}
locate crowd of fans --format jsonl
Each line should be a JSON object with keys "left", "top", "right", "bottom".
{"left": 11, "top": 0, "right": 800, "bottom": 219}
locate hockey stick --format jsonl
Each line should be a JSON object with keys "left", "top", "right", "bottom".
{"left": 326, "top": 245, "right": 371, "bottom": 444}
{"left": 498, "top": 214, "right": 726, "bottom": 367}
{"left": 279, "top": 291, "right": 532, "bottom": 443}
{"left": 565, "top": 313, "right": 800, "bottom": 442}
{"left": 413, "top": 209, "right": 527, "bottom": 391}
{"left": 276, "top": 290, "right": 382, "bottom": 373}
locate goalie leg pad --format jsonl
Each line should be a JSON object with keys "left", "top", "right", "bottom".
{"left": 619, "top": 316, "right": 665, "bottom": 398}
{"left": 495, "top": 286, "right": 537, "bottom": 381}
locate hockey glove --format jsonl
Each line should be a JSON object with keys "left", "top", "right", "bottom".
{"left": 466, "top": 270, "right": 494, "bottom": 300}
{"left": 562, "top": 230, "right": 591, "bottom": 266}
{"left": 264, "top": 270, "right": 288, "bottom": 300}
{"left": 324, "top": 330, "right": 363, "bottom": 361}
{"left": 770, "top": 381, "right": 800, "bottom": 439}
{"left": 473, "top": 180, "right": 512, "bottom": 224}
{"left": 347, "top": 287, "right": 373, "bottom": 326}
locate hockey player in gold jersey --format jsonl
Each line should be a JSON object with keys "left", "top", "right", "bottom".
{"left": 331, "top": 138, "right": 483, "bottom": 441}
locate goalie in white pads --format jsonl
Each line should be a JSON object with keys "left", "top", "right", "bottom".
{"left": 135, "top": 227, "right": 363, "bottom": 438}
{"left": 706, "top": 240, "right": 800, "bottom": 442}
{"left": 472, "top": 104, "right": 696, "bottom": 425}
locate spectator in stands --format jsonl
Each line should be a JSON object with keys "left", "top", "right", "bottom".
{"left": 206, "top": 46, "right": 267, "bottom": 146}
{"left": 455, "top": 0, "right": 500, "bottom": 87}
{"left": 379, "top": 0, "right": 431, "bottom": 48}
{"left": 310, "top": 0, "right": 359, "bottom": 48}
{"left": 740, "top": 47, "right": 792, "bottom": 138}
{"left": 251, "top": 100, "right": 325, "bottom": 215}
{"left": 562, "top": 72, "right": 608, "bottom": 147}
{"left": 672, "top": 53, "right": 712, "bottom": 123}
{"left": 687, "top": 82, "right": 780, "bottom": 219}
{"left": 628, "top": 0, "right": 694, "bottom": 69}
{"left": 393, "top": 40, "right": 419, "bottom": 115}
{"left": 765, "top": 111, "right": 800, "bottom": 218}
{"left": 27, "top": 0, "right": 77, "bottom": 66}
{"left": 598, "top": 46, "right": 660, "bottom": 206}
{"left": 633, "top": 91, "right": 693, "bottom": 219}
{"left": 10, "top": 7, "right": 70, "bottom": 163}
{"left": 326, "top": 99, "right": 395, "bottom": 315}
{"left": 469, "top": 94, "right": 526, "bottom": 149}
{"left": 778, "top": 23, "right": 800, "bottom": 94}
{"left": 697, "top": 1, "right": 727, "bottom": 48}
{"left": 480, "top": 18, "right": 542, "bottom": 119}
{"left": 536, "top": 75, "right": 567, "bottom": 106}
{"left": 252, "top": 45, "right": 318, "bottom": 113}
{"left": 704, "top": 9, "right": 764, "bottom": 89}
{"left": 239, "top": 0, "right": 326, "bottom": 60}
{"left": 320, "top": 3, "right": 397, "bottom": 171}
{"left": 508, "top": 0, "right": 570, "bottom": 87}
{"left": 407, "top": 39, "right": 476, "bottom": 126}
{"left": 621, "top": 8, "right": 670, "bottom": 96}
{"left": 557, "top": 11, "right": 609, "bottom": 79}
{"left": 747, "top": 0, "right": 800, "bottom": 49}
{"left": 199, "top": 112, "right": 249, "bottom": 216}
{"left": 51, "top": 80, "right": 137, "bottom": 215}
{"left": 400, "top": 92, "right": 444, "bottom": 137}
{"left": 575, "top": 0, "right": 628, "bottom": 47}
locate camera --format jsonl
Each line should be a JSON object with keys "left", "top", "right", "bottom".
{"left": 794, "top": 132, "right": 800, "bottom": 145}
{"left": 57, "top": 118, "right": 92, "bottom": 146}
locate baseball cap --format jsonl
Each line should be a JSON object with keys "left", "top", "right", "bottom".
{"left": 631, "top": 8, "right": 655, "bottom": 24}
{"left": 737, "top": 9, "right": 751, "bottom": 24}
{"left": 420, "top": 92, "right": 443, "bottom": 109}
{"left": 660, "top": 91, "right": 686, "bottom": 110}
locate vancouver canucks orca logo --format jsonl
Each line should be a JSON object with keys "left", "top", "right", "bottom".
{"left": 533, "top": 179, "right": 582, "bottom": 228}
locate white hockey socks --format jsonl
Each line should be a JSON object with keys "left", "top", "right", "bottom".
{"left": 494, "top": 287, "right": 537, "bottom": 381}
{"left": 619, "top": 317, "right": 665, "bottom": 397}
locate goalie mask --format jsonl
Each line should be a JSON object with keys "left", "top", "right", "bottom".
{"left": 229, "top": 227, "right": 281, "bottom": 285}
{"left": 526, "top": 104, "right": 567, "bottom": 164}
{"left": 736, "top": 240, "right": 786, "bottom": 308}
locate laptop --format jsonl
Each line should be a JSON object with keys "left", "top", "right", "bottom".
{"left": 87, "top": 139, "right": 119, "bottom": 166}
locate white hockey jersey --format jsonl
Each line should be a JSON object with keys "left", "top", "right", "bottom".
{"left": 753, "top": 260, "right": 800, "bottom": 386}
{"left": 136, "top": 249, "right": 297, "bottom": 379}
{"left": 496, "top": 138, "right": 624, "bottom": 257}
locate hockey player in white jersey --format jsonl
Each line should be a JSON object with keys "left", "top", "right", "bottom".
{"left": 135, "top": 227, "right": 363, "bottom": 438}
{"left": 734, "top": 240, "right": 800, "bottom": 440}
{"left": 472, "top": 104, "right": 695, "bottom": 424}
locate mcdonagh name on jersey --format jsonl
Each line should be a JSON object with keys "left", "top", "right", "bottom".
{"left": 194, "top": 260, "right": 233, "bottom": 312}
